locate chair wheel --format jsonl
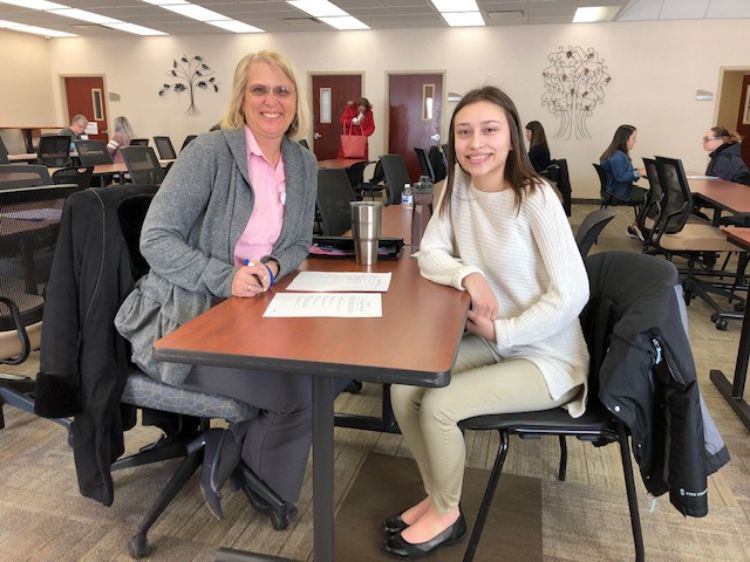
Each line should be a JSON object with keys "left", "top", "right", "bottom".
{"left": 710, "top": 313, "right": 718, "bottom": 322}
{"left": 271, "top": 511, "right": 290, "bottom": 531}
{"left": 128, "top": 533, "right": 151, "bottom": 559}
{"left": 715, "top": 319, "right": 728, "bottom": 331}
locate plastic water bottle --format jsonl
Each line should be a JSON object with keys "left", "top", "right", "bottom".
{"left": 401, "top": 183, "right": 413, "bottom": 209}
{"left": 411, "top": 176, "right": 434, "bottom": 252}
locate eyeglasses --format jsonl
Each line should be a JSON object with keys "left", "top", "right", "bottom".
{"left": 247, "top": 85, "right": 295, "bottom": 99}
{"left": 702, "top": 136, "right": 718, "bottom": 143}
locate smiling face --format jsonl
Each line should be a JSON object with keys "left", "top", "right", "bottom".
{"left": 453, "top": 100, "right": 512, "bottom": 191}
{"left": 242, "top": 60, "right": 297, "bottom": 143}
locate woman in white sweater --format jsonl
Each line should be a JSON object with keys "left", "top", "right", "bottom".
{"left": 384, "top": 86, "right": 590, "bottom": 559}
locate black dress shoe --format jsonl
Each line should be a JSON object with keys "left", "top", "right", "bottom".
{"left": 200, "top": 428, "right": 226, "bottom": 520}
{"left": 384, "top": 514, "right": 466, "bottom": 559}
{"left": 382, "top": 512, "right": 409, "bottom": 534}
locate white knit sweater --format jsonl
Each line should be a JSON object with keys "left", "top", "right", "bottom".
{"left": 417, "top": 171, "right": 590, "bottom": 417}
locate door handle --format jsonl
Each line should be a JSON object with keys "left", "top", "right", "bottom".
{"left": 430, "top": 134, "right": 440, "bottom": 142}
{"left": 313, "top": 132, "right": 322, "bottom": 140}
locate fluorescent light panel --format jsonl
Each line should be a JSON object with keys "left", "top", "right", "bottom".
{"left": 206, "top": 19, "right": 263, "bottom": 33}
{"left": 573, "top": 6, "right": 621, "bottom": 23}
{"left": 287, "top": 0, "right": 347, "bottom": 18}
{"left": 0, "top": 0, "right": 64, "bottom": 9}
{"left": 442, "top": 11, "right": 485, "bottom": 27}
{"left": 143, "top": 0, "right": 265, "bottom": 33}
{"left": 318, "top": 15, "right": 368, "bottom": 30}
{"left": 0, "top": 18, "right": 75, "bottom": 36}
{"left": 48, "top": 8, "right": 118, "bottom": 25}
{"left": 430, "top": 0, "right": 478, "bottom": 13}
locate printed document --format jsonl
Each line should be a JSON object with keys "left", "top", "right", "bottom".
{"left": 286, "top": 271, "right": 391, "bottom": 292}
{"left": 264, "top": 293, "right": 382, "bottom": 318}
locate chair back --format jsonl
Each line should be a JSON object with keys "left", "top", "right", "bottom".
{"left": 316, "top": 168, "right": 356, "bottom": 236}
{"left": 74, "top": 140, "right": 113, "bottom": 165}
{"left": 0, "top": 164, "right": 51, "bottom": 188}
{"left": 413, "top": 147, "right": 435, "bottom": 183}
{"left": 0, "top": 184, "right": 82, "bottom": 363}
{"left": 121, "top": 146, "right": 164, "bottom": 186}
{"left": 153, "top": 136, "right": 177, "bottom": 160}
{"left": 381, "top": 154, "right": 411, "bottom": 206}
{"left": 0, "top": 137, "right": 8, "bottom": 165}
{"left": 653, "top": 156, "right": 692, "bottom": 236}
{"left": 346, "top": 160, "right": 370, "bottom": 195}
{"left": 180, "top": 135, "right": 197, "bottom": 151}
{"left": 52, "top": 166, "right": 94, "bottom": 189}
{"left": 575, "top": 208, "right": 616, "bottom": 257}
{"left": 37, "top": 135, "right": 71, "bottom": 167}
{"left": 129, "top": 138, "right": 149, "bottom": 147}
{"left": 543, "top": 158, "right": 572, "bottom": 216}
{"left": 593, "top": 162, "right": 608, "bottom": 202}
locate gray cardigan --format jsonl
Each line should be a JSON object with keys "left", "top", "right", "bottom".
{"left": 115, "top": 128, "right": 317, "bottom": 385}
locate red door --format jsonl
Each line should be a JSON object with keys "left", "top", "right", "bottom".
{"left": 737, "top": 74, "right": 750, "bottom": 167}
{"left": 63, "top": 76, "right": 109, "bottom": 142}
{"left": 311, "top": 74, "right": 361, "bottom": 160}
{"left": 388, "top": 73, "right": 443, "bottom": 181}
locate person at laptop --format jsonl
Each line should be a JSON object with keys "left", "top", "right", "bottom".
{"left": 106, "top": 116, "right": 134, "bottom": 163}
{"left": 384, "top": 86, "right": 589, "bottom": 558}
{"left": 60, "top": 114, "right": 89, "bottom": 149}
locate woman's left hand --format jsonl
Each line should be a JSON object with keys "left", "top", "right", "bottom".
{"left": 466, "top": 309, "right": 496, "bottom": 342}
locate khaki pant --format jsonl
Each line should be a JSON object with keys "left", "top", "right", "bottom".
{"left": 391, "top": 334, "right": 580, "bottom": 513}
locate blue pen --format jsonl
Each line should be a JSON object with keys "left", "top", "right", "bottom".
{"left": 243, "top": 258, "right": 264, "bottom": 288}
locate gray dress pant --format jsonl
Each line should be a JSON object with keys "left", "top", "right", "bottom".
{"left": 181, "top": 364, "right": 313, "bottom": 504}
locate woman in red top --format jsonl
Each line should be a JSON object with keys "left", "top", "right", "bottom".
{"left": 338, "top": 97, "right": 375, "bottom": 159}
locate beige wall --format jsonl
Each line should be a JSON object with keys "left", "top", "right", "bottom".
{"left": 30, "top": 19, "right": 750, "bottom": 197}
{"left": 716, "top": 70, "right": 746, "bottom": 132}
{"left": 0, "top": 30, "right": 56, "bottom": 153}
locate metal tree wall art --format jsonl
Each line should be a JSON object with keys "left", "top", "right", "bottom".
{"left": 541, "top": 46, "right": 611, "bottom": 140}
{"left": 158, "top": 55, "right": 218, "bottom": 115}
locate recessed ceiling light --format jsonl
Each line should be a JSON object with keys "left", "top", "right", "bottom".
{"left": 442, "top": 11, "right": 485, "bottom": 27}
{"left": 430, "top": 0, "right": 479, "bottom": 13}
{"left": 318, "top": 15, "right": 369, "bottom": 30}
{"left": 0, "top": 1, "right": 65, "bottom": 9}
{"left": 157, "top": 3, "right": 227, "bottom": 22}
{"left": 573, "top": 6, "right": 621, "bottom": 23}
{"left": 206, "top": 19, "right": 263, "bottom": 33}
{"left": 0, "top": 18, "right": 75, "bottom": 36}
{"left": 287, "top": 0, "right": 347, "bottom": 18}
{"left": 48, "top": 8, "right": 118, "bottom": 25}
{"left": 106, "top": 22, "right": 167, "bottom": 36}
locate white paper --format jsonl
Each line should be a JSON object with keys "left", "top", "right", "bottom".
{"left": 263, "top": 293, "right": 382, "bottom": 318}
{"left": 687, "top": 175, "right": 718, "bottom": 180}
{"left": 286, "top": 271, "right": 391, "bottom": 292}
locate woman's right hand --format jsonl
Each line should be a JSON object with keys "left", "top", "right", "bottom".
{"left": 462, "top": 272, "right": 499, "bottom": 320}
{"left": 231, "top": 263, "right": 268, "bottom": 297}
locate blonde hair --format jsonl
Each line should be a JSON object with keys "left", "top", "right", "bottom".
{"left": 113, "top": 116, "right": 134, "bottom": 138}
{"left": 220, "top": 50, "right": 307, "bottom": 138}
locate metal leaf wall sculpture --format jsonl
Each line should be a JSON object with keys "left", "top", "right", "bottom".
{"left": 542, "top": 46, "right": 611, "bottom": 140}
{"left": 158, "top": 55, "right": 219, "bottom": 115}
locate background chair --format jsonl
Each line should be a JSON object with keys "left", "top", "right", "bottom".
{"left": 428, "top": 145, "right": 447, "bottom": 183}
{"left": 381, "top": 153, "right": 411, "bottom": 206}
{"left": 594, "top": 162, "right": 640, "bottom": 219}
{"left": 52, "top": 166, "right": 94, "bottom": 189}
{"left": 121, "top": 146, "right": 164, "bottom": 186}
{"left": 0, "top": 183, "right": 83, "bottom": 434}
{"left": 74, "top": 140, "right": 114, "bottom": 166}
{"left": 413, "top": 147, "right": 435, "bottom": 183}
{"left": 458, "top": 252, "right": 667, "bottom": 562}
{"left": 542, "top": 158, "right": 572, "bottom": 216}
{"left": 316, "top": 168, "right": 356, "bottom": 236}
{"left": 0, "top": 164, "right": 51, "bottom": 188}
{"left": 37, "top": 135, "right": 71, "bottom": 167}
{"left": 345, "top": 159, "right": 371, "bottom": 198}
{"left": 358, "top": 159, "right": 386, "bottom": 201}
{"left": 0, "top": 137, "right": 9, "bottom": 164}
{"left": 129, "top": 138, "right": 149, "bottom": 147}
{"left": 152, "top": 136, "right": 177, "bottom": 160}
{"left": 180, "top": 135, "right": 197, "bottom": 151}
{"left": 574, "top": 208, "right": 616, "bottom": 257}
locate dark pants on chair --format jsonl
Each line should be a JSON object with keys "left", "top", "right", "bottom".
{"left": 181, "top": 364, "right": 314, "bottom": 504}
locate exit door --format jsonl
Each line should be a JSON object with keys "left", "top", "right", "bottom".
{"left": 63, "top": 76, "right": 109, "bottom": 142}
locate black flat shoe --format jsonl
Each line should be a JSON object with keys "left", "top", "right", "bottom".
{"left": 384, "top": 514, "right": 466, "bottom": 559}
{"left": 382, "top": 512, "right": 409, "bottom": 534}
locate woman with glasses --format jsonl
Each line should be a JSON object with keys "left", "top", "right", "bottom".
{"left": 337, "top": 96, "right": 375, "bottom": 159}
{"left": 116, "top": 50, "right": 316, "bottom": 521}
{"left": 703, "top": 127, "right": 748, "bottom": 182}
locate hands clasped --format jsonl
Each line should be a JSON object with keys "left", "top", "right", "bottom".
{"left": 462, "top": 272, "right": 499, "bottom": 342}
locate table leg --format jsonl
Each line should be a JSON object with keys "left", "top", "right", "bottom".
{"left": 313, "top": 376, "right": 335, "bottom": 561}
{"left": 710, "top": 290, "right": 750, "bottom": 431}
{"left": 22, "top": 129, "right": 34, "bottom": 154}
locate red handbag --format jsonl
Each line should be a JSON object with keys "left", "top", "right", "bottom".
{"left": 340, "top": 123, "right": 366, "bottom": 158}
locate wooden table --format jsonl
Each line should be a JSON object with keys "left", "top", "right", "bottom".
{"left": 154, "top": 255, "right": 470, "bottom": 562}
{"left": 689, "top": 177, "right": 750, "bottom": 224}
{"left": 712, "top": 226, "right": 750, "bottom": 431}
{"left": 317, "top": 158, "right": 366, "bottom": 170}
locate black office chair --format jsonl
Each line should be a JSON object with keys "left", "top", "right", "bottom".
{"left": 180, "top": 135, "right": 198, "bottom": 151}
{"left": 0, "top": 164, "right": 51, "bottom": 188}
{"left": 121, "top": 146, "right": 164, "bottom": 186}
{"left": 0, "top": 183, "right": 83, "bottom": 434}
{"left": 381, "top": 154, "right": 411, "bottom": 206}
{"left": 129, "top": 138, "right": 149, "bottom": 146}
{"left": 153, "top": 136, "right": 177, "bottom": 160}
{"left": 458, "top": 251, "right": 671, "bottom": 562}
{"left": 316, "top": 168, "right": 356, "bottom": 236}
{"left": 594, "top": 162, "right": 641, "bottom": 220}
{"left": 51, "top": 166, "right": 94, "bottom": 189}
{"left": 74, "top": 140, "right": 114, "bottom": 165}
{"left": 0, "top": 136, "right": 9, "bottom": 165}
{"left": 542, "top": 158, "right": 572, "bottom": 216}
{"left": 428, "top": 145, "right": 447, "bottom": 183}
{"left": 33, "top": 185, "right": 294, "bottom": 559}
{"left": 413, "top": 147, "right": 435, "bottom": 183}
{"left": 37, "top": 135, "right": 71, "bottom": 167}
{"left": 345, "top": 159, "right": 372, "bottom": 199}
{"left": 359, "top": 159, "right": 386, "bottom": 201}
{"left": 575, "top": 208, "right": 616, "bottom": 257}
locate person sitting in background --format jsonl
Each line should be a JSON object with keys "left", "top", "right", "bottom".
{"left": 525, "top": 120, "right": 551, "bottom": 172}
{"left": 60, "top": 114, "right": 89, "bottom": 148}
{"left": 106, "top": 116, "right": 134, "bottom": 163}
{"left": 600, "top": 124, "right": 648, "bottom": 240}
{"left": 703, "top": 127, "right": 749, "bottom": 182}
{"left": 337, "top": 97, "right": 375, "bottom": 159}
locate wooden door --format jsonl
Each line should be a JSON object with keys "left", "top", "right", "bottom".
{"left": 311, "top": 74, "right": 361, "bottom": 160}
{"left": 388, "top": 73, "right": 443, "bottom": 181}
{"left": 63, "top": 76, "right": 109, "bottom": 142}
{"left": 737, "top": 74, "right": 750, "bottom": 166}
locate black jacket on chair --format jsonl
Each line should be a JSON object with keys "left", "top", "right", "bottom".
{"left": 34, "top": 185, "right": 157, "bottom": 506}
{"left": 584, "top": 252, "right": 729, "bottom": 517}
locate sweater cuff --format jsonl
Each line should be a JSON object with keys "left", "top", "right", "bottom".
{"left": 494, "top": 318, "right": 512, "bottom": 350}
{"left": 453, "top": 265, "right": 483, "bottom": 291}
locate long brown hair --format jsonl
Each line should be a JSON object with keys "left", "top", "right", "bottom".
{"left": 440, "top": 86, "right": 540, "bottom": 217}
{"left": 600, "top": 124, "right": 636, "bottom": 161}
{"left": 525, "top": 120, "right": 548, "bottom": 149}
